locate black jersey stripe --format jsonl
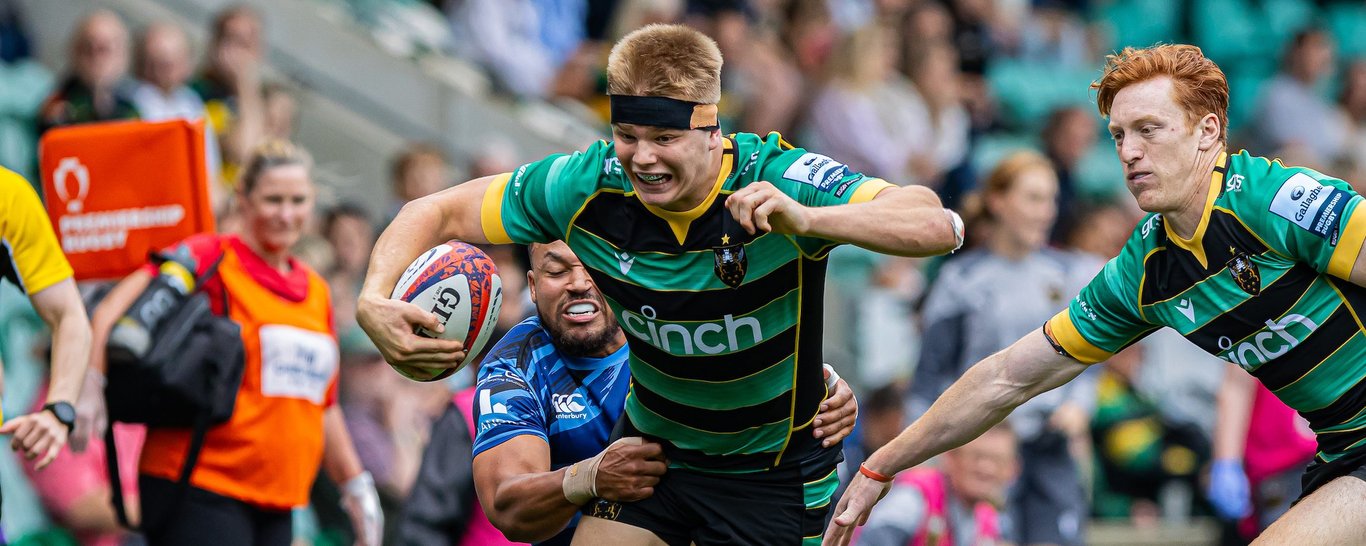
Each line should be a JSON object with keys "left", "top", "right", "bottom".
{"left": 1313, "top": 419, "right": 1366, "bottom": 455}
{"left": 1252, "top": 307, "right": 1358, "bottom": 390}
{"left": 617, "top": 412, "right": 783, "bottom": 471}
{"left": 1184, "top": 264, "right": 1319, "bottom": 354}
{"left": 1303, "top": 377, "right": 1366, "bottom": 432}
{"left": 1140, "top": 210, "right": 1271, "bottom": 304}
{"left": 630, "top": 379, "right": 793, "bottom": 433}
{"left": 773, "top": 257, "right": 832, "bottom": 465}
{"left": 626, "top": 325, "right": 797, "bottom": 382}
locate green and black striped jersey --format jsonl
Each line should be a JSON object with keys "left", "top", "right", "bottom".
{"left": 1045, "top": 150, "right": 1366, "bottom": 465}
{"left": 481, "top": 132, "right": 894, "bottom": 472}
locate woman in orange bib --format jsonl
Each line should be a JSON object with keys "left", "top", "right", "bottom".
{"left": 91, "top": 141, "right": 382, "bottom": 545}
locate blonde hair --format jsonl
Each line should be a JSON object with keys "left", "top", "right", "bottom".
{"left": 1092, "top": 44, "right": 1229, "bottom": 143}
{"left": 239, "top": 139, "right": 313, "bottom": 194}
{"left": 606, "top": 24, "right": 722, "bottom": 104}
{"left": 961, "top": 151, "right": 1055, "bottom": 226}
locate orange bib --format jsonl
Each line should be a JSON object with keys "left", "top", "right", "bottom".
{"left": 139, "top": 243, "right": 338, "bottom": 509}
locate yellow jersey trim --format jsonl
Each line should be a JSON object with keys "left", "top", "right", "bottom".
{"left": 481, "top": 173, "right": 512, "bottom": 244}
{"left": 639, "top": 139, "right": 735, "bottom": 246}
{"left": 1163, "top": 152, "right": 1228, "bottom": 269}
{"left": 1328, "top": 205, "right": 1366, "bottom": 280}
{"left": 848, "top": 178, "right": 895, "bottom": 204}
{"left": 1045, "top": 309, "right": 1114, "bottom": 364}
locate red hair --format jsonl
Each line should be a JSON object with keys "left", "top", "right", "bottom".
{"left": 1093, "top": 44, "right": 1229, "bottom": 142}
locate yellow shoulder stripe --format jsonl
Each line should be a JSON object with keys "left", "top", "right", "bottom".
{"left": 481, "top": 173, "right": 513, "bottom": 245}
{"left": 1045, "top": 309, "right": 1114, "bottom": 364}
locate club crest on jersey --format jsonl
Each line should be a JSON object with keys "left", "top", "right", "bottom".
{"left": 1227, "top": 248, "right": 1261, "bottom": 296}
{"left": 713, "top": 233, "right": 747, "bottom": 288}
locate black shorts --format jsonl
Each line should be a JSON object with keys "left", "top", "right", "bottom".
{"left": 581, "top": 444, "right": 843, "bottom": 546}
{"left": 140, "top": 475, "right": 292, "bottom": 546}
{"left": 1298, "top": 447, "right": 1366, "bottom": 502}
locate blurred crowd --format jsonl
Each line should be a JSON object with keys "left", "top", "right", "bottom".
{"left": 4, "top": 0, "right": 1366, "bottom": 544}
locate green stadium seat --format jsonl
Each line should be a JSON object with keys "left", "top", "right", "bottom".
{"left": 987, "top": 60, "right": 1097, "bottom": 131}
{"left": 1095, "top": 0, "right": 1180, "bottom": 51}
{"left": 1328, "top": 3, "right": 1366, "bottom": 59}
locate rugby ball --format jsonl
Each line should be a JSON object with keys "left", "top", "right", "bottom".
{"left": 389, "top": 241, "right": 503, "bottom": 382}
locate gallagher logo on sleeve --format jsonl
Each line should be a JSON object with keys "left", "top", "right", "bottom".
{"left": 782, "top": 152, "right": 846, "bottom": 192}
{"left": 1269, "top": 172, "right": 1349, "bottom": 243}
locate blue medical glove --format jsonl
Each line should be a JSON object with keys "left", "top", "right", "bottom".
{"left": 1207, "top": 458, "right": 1251, "bottom": 520}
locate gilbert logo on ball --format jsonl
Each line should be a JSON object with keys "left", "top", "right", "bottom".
{"left": 390, "top": 241, "right": 503, "bottom": 381}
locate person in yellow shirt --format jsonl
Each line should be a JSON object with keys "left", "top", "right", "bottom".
{"left": 0, "top": 166, "right": 93, "bottom": 478}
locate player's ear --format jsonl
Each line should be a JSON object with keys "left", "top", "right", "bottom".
{"left": 706, "top": 128, "right": 723, "bottom": 150}
{"left": 527, "top": 270, "right": 539, "bottom": 305}
{"left": 1197, "top": 112, "right": 1221, "bottom": 150}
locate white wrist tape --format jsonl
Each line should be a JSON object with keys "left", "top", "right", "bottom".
{"left": 822, "top": 363, "right": 840, "bottom": 391}
{"left": 563, "top": 436, "right": 643, "bottom": 505}
{"left": 944, "top": 209, "right": 965, "bottom": 252}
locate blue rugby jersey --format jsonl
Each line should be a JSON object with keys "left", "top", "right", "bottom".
{"left": 471, "top": 316, "right": 630, "bottom": 544}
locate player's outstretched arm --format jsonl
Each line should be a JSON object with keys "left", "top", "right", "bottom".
{"left": 725, "top": 183, "right": 960, "bottom": 257}
{"left": 357, "top": 175, "right": 499, "bottom": 369}
{"left": 822, "top": 328, "right": 1088, "bottom": 546}
{"left": 473, "top": 435, "right": 667, "bottom": 542}
{"left": 0, "top": 278, "right": 92, "bottom": 468}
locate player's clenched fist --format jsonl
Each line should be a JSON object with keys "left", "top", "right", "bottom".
{"left": 356, "top": 294, "right": 465, "bottom": 369}
{"left": 594, "top": 437, "right": 668, "bottom": 501}
{"left": 562, "top": 437, "right": 668, "bottom": 504}
{"left": 725, "top": 181, "right": 812, "bottom": 235}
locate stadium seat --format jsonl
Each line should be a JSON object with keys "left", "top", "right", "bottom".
{"left": 1095, "top": 0, "right": 1180, "bottom": 51}
{"left": 986, "top": 60, "right": 1096, "bottom": 131}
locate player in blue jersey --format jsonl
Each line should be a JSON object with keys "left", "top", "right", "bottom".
{"left": 470, "top": 241, "right": 858, "bottom": 545}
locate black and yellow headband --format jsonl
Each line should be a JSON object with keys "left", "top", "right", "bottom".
{"left": 609, "top": 95, "right": 719, "bottom": 130}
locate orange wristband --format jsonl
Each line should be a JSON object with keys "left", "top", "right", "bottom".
{"left": 859, "top": 463, "right": 893, "bottom": 483}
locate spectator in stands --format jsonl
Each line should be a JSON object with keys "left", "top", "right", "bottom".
{"left": 261, "top": 83, "right": 298, "bottom": 141}
{"left": 857, "top": 423, "right": 1018, "bottom": 546}
{"left": 687, "top": 2, "right": 803, "bottom": 135}
{"left": 1090, "top": 344, "right": 1209, "bottom": 525}
{"left": 445, "top": 0, "right": 588, "bottom": 99}
{"left": 387, "top": 143, "right": 451, "bottom": 222}
{"left": 397, "top": 387, "right": 524, "bottom": 546}
{"left": 912, "top": 151, "right": 1097, "bottom": 546}
{"left": 1248, "top": 27, "right": 1349, "bottom": 168}
{"left": 38, "top": 10, "right": 138, "bottom": 134}
{"left": 1338, "top": 59, "right": 1366, "bottom": 194}
{"left": 192, "top": 5, "right": 266, "bottom": 189}
{"left": 130, "top": 22, "right": 222, "bottom": 191}
{"left": 1016, "top": 1, "right": 1092, "bottom": 69}
{"left": 804, "top": 25, "right": 936, "bottom": 186}
{"left": 323, "top": 203, "right": 375, "bottom": 334}
{"left": 780, "top": 0, "right": 839, "bottom": 83}
{"left": 338, "top": 336, "right": 441, "bottom": 519}
{"left": 906, "top": 39, "right": 971, "bottom": 189}
{"left": 1041, "top": 105, "right": 1097, "bottom": 242}
{"left": 839, "top": 383, "right": 907, "bottom": 482}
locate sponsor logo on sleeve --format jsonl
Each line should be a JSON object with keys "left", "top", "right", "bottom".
{"left": 833, "top": 174, "right": 866, "bottom": 198}
{"left": 603, "top": 157, "right": 622, "bottom": 175}
{"left": 782, "top": 152, "right": 846, "bottom": 191}
{"left": 1269, "top": 172, "right": 1350, "bottom": 243}
{"left": 511, "top": 164, "right": 529, "bottom": 197}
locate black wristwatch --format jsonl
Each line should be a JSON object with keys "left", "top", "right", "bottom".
{"left": 42, "top": 401, "right": 76, "bottom": 433}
